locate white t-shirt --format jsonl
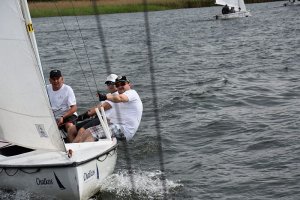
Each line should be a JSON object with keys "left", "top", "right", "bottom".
{"left": 109, "top": 89, "right": 143, "bottom": 140}
{"left": 46, "top": 84, "right": 77, "bottom": 119}
{"left": 104, "top": 91, "right": 118, "bottom": 119}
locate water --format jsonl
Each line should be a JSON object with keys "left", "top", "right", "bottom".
{"left": 1, "top": 1, "right": 300, "bottom": 199}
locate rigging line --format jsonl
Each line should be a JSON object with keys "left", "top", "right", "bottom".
{"left": 70, "top": 1, "right": 99, "bottom": 92}
{"left": 53, "top": 3, "right": 97, "bottom": 104}
{"left": 91, "top": 0, "right": 111, "bottom": 75}
{"left": 90, "top": 0, "right": 136, "bottom": 193}
{"left": 38, "top": 27, "right": 106, "bottom": 34}
{"left": 0, "top": 144, "right": 12, "bottom": 149}
{"left": 0, "top": 107, "right": 49, "bottom": 118}
{"left": 19, "top": 168, "right": 41, "bottom": 174}
{"left": 123, "top": 141, "right": 136, "bottom": 195}
{"left": 4, "top": 169, "right": 19, "bottom": 176}
{"left": 142, "top": 0, "right": 167, "bottom": 198}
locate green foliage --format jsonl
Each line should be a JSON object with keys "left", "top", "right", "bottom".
{"left": 30, "top": 4, "right": 173, "bottom": 18}
{"left": 29, "top": 0, "right": 278, "bottom": 18}
{"left": 28, "top": 0, "right": 58, "bottom": 2}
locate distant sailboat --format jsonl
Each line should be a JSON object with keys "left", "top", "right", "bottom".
{"left": 283, "top": 0, "right": 299, "bottom": 6}
{"left": 0, "top": 0, "right": 117, "bottom": 199}
{"left": 215, "top": 0, "right": 251, "bottom": 19}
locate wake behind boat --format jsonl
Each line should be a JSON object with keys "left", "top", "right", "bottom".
{"left": 215, "top": 0, "right": 251, "bottom": 19}
{"left": 0, "top": 0, "right": 117, "bottom": 199}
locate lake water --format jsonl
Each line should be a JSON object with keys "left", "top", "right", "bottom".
{"left": 1, "top": 1, "right": 300, "bottom": 199}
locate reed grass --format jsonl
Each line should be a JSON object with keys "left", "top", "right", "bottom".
{"left": 28, "top": 0, "right": 277, "bottom": 18}
{"left": 29, "top": 0, "right": 214, "bottom": 17}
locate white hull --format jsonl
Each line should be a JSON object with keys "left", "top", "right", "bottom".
{"left": 0, "top": 139, "right": 117, "bottom": 200}
{"left": 215, "top": 11, "right": 251, "bottom": 20}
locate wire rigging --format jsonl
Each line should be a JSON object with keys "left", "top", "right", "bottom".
{"left": 70, "top": 1, "right": 100, "bottom": 92}
{"left": 90, "top": 0, "right": 136, "bottom": 194}
{"left": 88, "top": 0, "right": 167, "bottom": 198}
{"left": 142, "top": 0, "right": 167, "bottom": 198}
{"left": 53, "top": 3, "right": 97, "bottom": 104}
{"left": 91, "top": 1, "right": 112, "bottom": 75}
{"left": 50, "top": 0, "right": 166, "bottom": 197}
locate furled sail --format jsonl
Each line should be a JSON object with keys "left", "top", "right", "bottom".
{"left": 215, "top": 0, "right": 247, "bottom": 11}
{"left": 0, "top": 0, "right": 65, "bottom": 151}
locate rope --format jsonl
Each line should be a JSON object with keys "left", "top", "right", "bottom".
{"left": 142, "top": 0, "right": 167, "bottom": 198}
{"left": 19, "top": 168, "right": 41, "bottom": 174}
{"left": 91, "top": 0, "right": 111, "bottom": 75}
{"left": 70, "top": 1, "right": 100, "bottom": 92}
{"left": 97, "top": 148, "right": 116, "bottom": 162}
{"left": 87, "top": 0, "right": 167, "bottom": 197}
{"left": 89, "top": 0, "right": 136, "bottom": 194}
{"left": 0, "top": 144, "right": 12, "bottom": 149}
{"left": 0, "top": 168, "right": 41, "bottom": 176}
{"left": 4, "top": 168, "right": 18, "bottom": 176}
{"left": 49, "top": 1, "right": 166, "bottom": 197}
{"left": 53, "top": 3, "right": 97, "bottom": 104}
{"left": 0, "top": 107, "right": 50, "bottom": 118}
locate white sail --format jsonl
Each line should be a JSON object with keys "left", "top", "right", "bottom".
{"left": 0, "top": 0, "right": 65, "bottom": 151}
{"left": 216, "top": 0, "right": 247, "bottom": 11}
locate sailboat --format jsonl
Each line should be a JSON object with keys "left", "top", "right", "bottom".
{"left": 215, "top": 0, "right": 251, "bottom": 20}
{"left": 283, "top": 0, "right": 299, "bottom": 6}
{"left": 0, "top": 0, "right": 117, "bottom": 199}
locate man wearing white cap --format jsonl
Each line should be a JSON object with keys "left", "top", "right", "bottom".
{"left": 67, "top": 74, "right": 118, "bottom": 142}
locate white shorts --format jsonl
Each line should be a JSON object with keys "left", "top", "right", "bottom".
{"left": 87, "top": 124, "right": 126, "bottom": 141}
{"left": 86, "top": 125, "right": 106, "bottom": 140}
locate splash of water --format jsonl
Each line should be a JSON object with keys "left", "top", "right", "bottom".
{"left": 99, "top": 170, "right": 183, "bottom": 199}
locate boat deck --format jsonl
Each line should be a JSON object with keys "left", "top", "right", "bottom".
{"left": 0, "top": 139, "right": 117, "bottom": 168}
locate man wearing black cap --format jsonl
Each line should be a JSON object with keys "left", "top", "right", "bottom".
{"left": 73, "top": 75, "right": 143, "bottom": 142}
{"left": 47, "top": 70, "right": 77, "bottom": 132}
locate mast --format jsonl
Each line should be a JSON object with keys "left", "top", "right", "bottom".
{"left": 20, "top": 0, "right": 45, "bottom": 81}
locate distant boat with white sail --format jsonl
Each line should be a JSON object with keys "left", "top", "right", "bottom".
{"left": 283, "top": 0, "right": 299, "bottom": 6}
{"left": 215, "top": 0, "right": 251, "bottom": 19}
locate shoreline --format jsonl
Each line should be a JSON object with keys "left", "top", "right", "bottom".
{"left": 29, "top": 0, "right": 278, "bottom": 18}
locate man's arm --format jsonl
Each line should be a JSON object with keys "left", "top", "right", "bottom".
{"left": 83, "top": 102, "right": 112, "bottom": 117}
{"left": 57, "top": 105, "right": 77, "bottom": 126}
{"left": 106, "top": 93, "right": 129, "bottom": 103}
{"left": 62, "top": 105, "right": 77, "bottom": 119}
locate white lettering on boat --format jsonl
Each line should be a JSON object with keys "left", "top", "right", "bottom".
{"left": 83, "top": 170, "right": 95, "bottom": 181}
{"left": 36, "top": 178, "right": 53, "bottom": 185}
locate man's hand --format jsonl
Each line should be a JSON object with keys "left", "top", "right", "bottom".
{"left": 57, "top": 116, "right": 64, "bottom": 126}
{"left": 97, "top": 92, "right": 107, "bottom": 101}
{"left": 77, "top": 111, "right": 89, "bottom": 121}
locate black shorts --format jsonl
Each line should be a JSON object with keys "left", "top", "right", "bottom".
{"left": 63, "top": 115, "right": 77, "bottom": 124}
{"left": 59, "top": 114, "right": 77, "bottom": 132}
{"left": 76, "top": 118, "right": 100, "bottom": 130}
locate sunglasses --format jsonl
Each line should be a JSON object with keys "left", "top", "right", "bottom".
{"left": 115, "top": 82, "right": 127, "bottom": 87}
{"left": 105, "top": 81, "right": 115, "bottom": 86}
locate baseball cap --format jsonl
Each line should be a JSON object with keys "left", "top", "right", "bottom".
{"left": 105, "top": 74, "right": 118, "bottom": 84}
{"left": 115, "top": 76, "right": 130, "bottom": 83}
{"left": 50, "top": 70, "right": 62, "bottom": 78}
